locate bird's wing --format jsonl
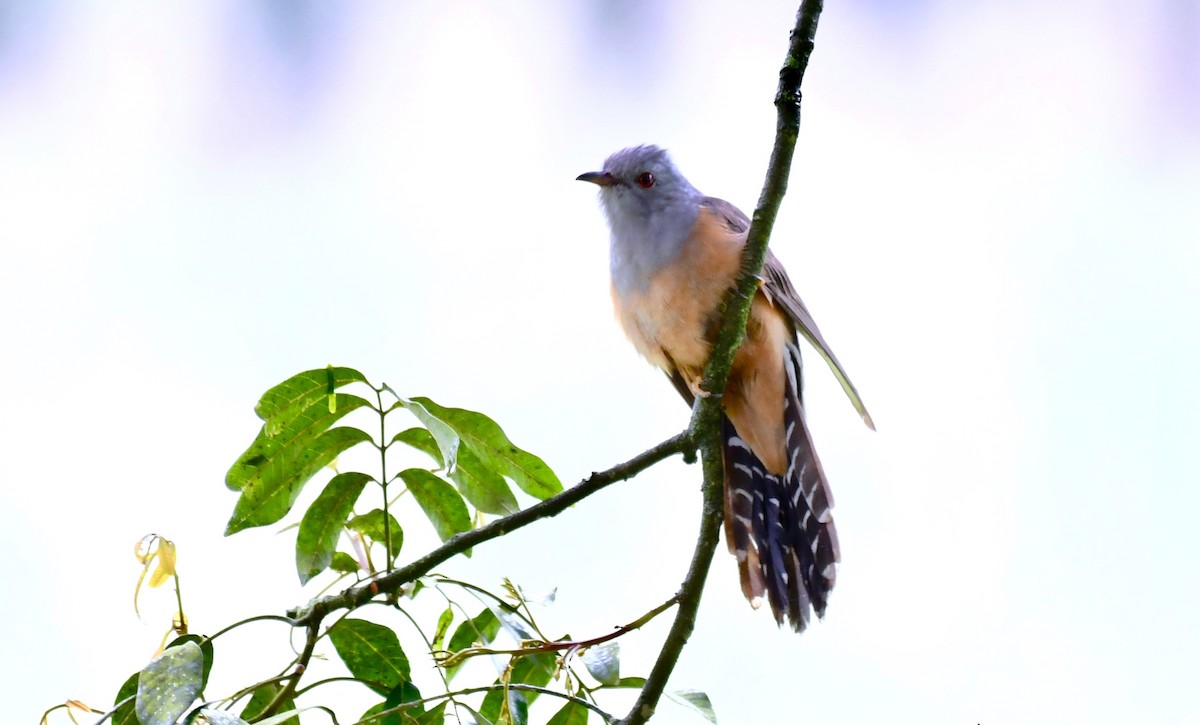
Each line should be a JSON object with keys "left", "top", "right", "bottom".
{"left": 762, "top": 251, "right": 875, "bottom": 430}
{"left": 702, "top": 196, "right": 875, "bottom": 430}
{"left": 701, "top": 196, "right": 751, "bottom": 234}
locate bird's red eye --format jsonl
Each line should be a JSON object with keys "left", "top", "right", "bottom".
{"left": 636, "top": 172, "right": 655, "bottom": 189}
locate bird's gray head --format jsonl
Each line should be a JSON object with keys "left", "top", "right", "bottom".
{"left": 578, "top": 145, "right": 704, "bottom": 295}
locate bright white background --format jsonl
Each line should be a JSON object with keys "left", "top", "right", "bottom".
{"left": 3, "top": 0, "right": 1198, "bottom": 723}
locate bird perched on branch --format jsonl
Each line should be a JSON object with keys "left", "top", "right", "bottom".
{"left": 578, "top": 145, "right": 873, "bottom": 632}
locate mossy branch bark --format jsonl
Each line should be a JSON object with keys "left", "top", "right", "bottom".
{"left": 618, "top": 2, "right": 825, "bottom": 723}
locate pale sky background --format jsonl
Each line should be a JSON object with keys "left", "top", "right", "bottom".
{"left": 3, "top": 1, "right": 1198, "bottom": 723}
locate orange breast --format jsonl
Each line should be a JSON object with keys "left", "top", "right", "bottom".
{"left": 611, "top": 206, "right": 791, "bottom": 474}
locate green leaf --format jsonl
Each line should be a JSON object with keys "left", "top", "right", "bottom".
{"left": 581, "top": 641, "right": 620, "bottom": 686}
{"left": 510, "top": 652, "right": 557, "bottom": 693}
{"left": 481, "top": 652, "right": 556, "bottom": 718}
{"left": 392, "top": 427, "right": 444, "bottom": 468}
{"left": 240, "top": 682, "right": 299, "bottom": 724}
{"left": 546, "top": 700, "right": 589, "bottom": 725}
{"left": 446, "top": 608, "right": 501, "bottom": 651}
{"left": 164, "top": 635, "right": 213, "bottom": 695}
{"left": 255, "top": 711, "right": 308, "bottom": 725}
{"left": 347, "top": 508, "right": 404, "bottom": 560}
{"left": 135, "top": 640, "right": 203, "bottom": 725}
{"left": 403, "top": 397, "right": 561, "bottom": 499}
{"left": 111, "top": 672, "right": 139, "bottom": 725}
{"left": 383, "top": 680, "right": 423, "bottom": 724}
{"left": 432, "top": 607, "right": 454, "bottom": 653}
{"left": 364, "top": 699, "right": 445, "bottom": 725}
{"left": 226, "top": 426, "right": 373, "bottom": 534}
{"left": 459, "top": 704, "right": 496, "bottom": 725}
{"left": 406, "top": 578, "right": 428, "bottom": 598}
{"left": 398, "top": 398, "right": 461, "bottom": 471}
{"left": 481, "top": 688, "right": 528, "bottom": 725}
{"left": 611, "top": 676, "right": 647, "bottom": 688}
{"left": 451, "top": 445, "right": 519, "bottom": 515}
{"left": 255, "top": 710, "right": 309, "bottom": 725}
{"left": 666, "top": 689, "right": 717, "bottom": 724}
{"left": 331, "top": 551, "right": 360, "bottom": 573}
{"left": 397, "top": 469, "right": 472, "bottom": 544}
{"left": 328, "top": 618, "right": 411, "bottom": 695}
{"left": 296, "top": 471, "right": 372, "bottom": 583}
{"left": 414, "top": 701, "right": 448, "bottom": 724}
{"left": 360, "top": 702, "right": 388, "bottom": 723}
{"left": 510, "top": 692, "right": 530, "bottom": 725}
{"left": 254, "top": 366, "right": 369, "bottom": 429}
{"left": 227, "top": 393, "right": 370, "bottom": 492}
{"left": 445, "top": 609, "right": 501, "bottom": 681}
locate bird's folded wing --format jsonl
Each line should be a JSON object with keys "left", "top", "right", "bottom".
{"left": 763, "top": 252, "right": 875, "bottom": 431}
{"left": 701, "top": 195, "right": 874, "bottom": 430}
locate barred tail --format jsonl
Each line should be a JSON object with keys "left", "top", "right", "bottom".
{"left": 722, "top": 342, "right": 839, "bottom": 632}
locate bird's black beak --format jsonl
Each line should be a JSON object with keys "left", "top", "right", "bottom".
{"left": 576, "top": 171, "right": 618, "bottom": 187}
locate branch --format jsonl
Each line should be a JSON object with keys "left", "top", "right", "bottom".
{"left": 252, "top": 618, "right": 319, "bottom": 721}
{"left": 619, "top": 2, "right": 825, "bottom": 723}
{"left": 288, "top": 432, "right": 692, "bottom": 625}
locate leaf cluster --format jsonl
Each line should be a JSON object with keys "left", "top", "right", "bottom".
{"left": 225, "top": 367, "right": 561, "bottom": 586}
{"left": 62, "top": 367, "right": 710, "bottom": 725}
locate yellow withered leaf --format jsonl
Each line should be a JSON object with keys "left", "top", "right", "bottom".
{"left": 147, "top": 539, "right": 176, "bottom": 588}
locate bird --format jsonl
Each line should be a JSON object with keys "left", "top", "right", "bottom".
{"left": 578, "top": 145, "right": 873, "bottom": 632}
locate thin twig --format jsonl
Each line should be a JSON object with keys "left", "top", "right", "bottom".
{"left": 207, "top": 614, "right": 295, "bottom": 643}
{"left": 89, "top": 696, "right": 133, "bottom": 725}
{"left": 619, "top": 2, "right": 825, "bottom": 723}
{"left": 293, "top": 675, "right": 388, "bottom": 698}
{"left": 436, "top": 594, "right": 680, "bottom": 665}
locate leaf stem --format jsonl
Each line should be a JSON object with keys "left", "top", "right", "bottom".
{"left": 172, "top": 570, "right": 187, "bottom": 635}
{"left": 207, "top": 614, "right": 296, "bottom": 643}
{"left": 375, "top": 385, "right": 395, "bottom": 572}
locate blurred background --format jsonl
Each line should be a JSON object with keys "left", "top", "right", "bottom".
{"left": 2, "top": 0, "right": 1198, "bottom": 723}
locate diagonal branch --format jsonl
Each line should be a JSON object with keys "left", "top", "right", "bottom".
{"left": 619, "top": 2, "right": 825, "bottom": 723}
{"left": 287, "top": 432, "right": 692, "bottom": 626}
